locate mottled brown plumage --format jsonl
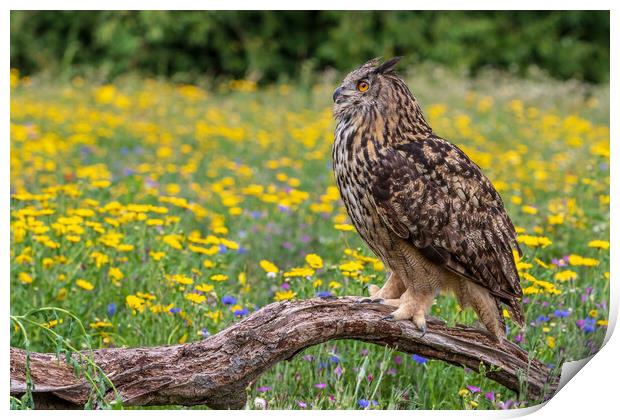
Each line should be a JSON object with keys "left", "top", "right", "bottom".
{"left": 332, "top": 57, "right": 524, "bottom": 341}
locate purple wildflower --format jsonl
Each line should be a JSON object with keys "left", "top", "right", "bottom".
{"left": 303, "top": 355, "right": 314, "bottom": 362}
{"left": 394, "top": 355, "right": 402, "bottom": 365}
{"left": 281, "top": 282, "right": 290, "bottom": 290}
{"left": 257, "top": 386, "right": 271, "bottom": 392}
{"left": 314, "top": 383, "right": 327, "bottom": 389}
{"left": 485, "top": 392, "right": 495, "bottom": 401}
{"left": 497, "top": 400, "right": 514, "bottom": 410}
{"left": 298, "top": 401, "right": 307, "bottom": 408}
{"left": 334, "top": 365, "right": 343, "bottom": 379}
{"left": 467, "top": 385, "right": 481, "bottom": 393}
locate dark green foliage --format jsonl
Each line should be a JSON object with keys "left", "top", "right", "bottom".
{"left": 10, "top": 11, "right": 609, "bottom": 84}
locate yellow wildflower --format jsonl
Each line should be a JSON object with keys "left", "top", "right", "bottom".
{"left": 185, "top": 293, "right": 206, "bottom": 304}
{"left": 109, "top": 267, "right": 124, "bottom": 283}
{"left": 171, "top": 274, "right": 194, "bottom": 285}
{"left": 210, "top": 274, "right": 229, "bottom": 282}
{"left": 126, "top": 295, "right": 146, "bottom": 312}
{"left": 283, "top": 267, "right": 315, "bottom": 278}
{"left": 150, "top": 251, "right": 166, "bottom": 261}
{"left": 196, "top": 283, "right": 214, "bottom": 293}
{"left": 568, "top": 254, "right": 599, "bottom": 267}
{"left": 274, "top": 290, "right": 296, "bottom": 301}
{"left": 555, "top": 270, "right": 577, "bottom": 282}
{"left": 260, "top": 260, "right": 279, "bottom": 275}
{"left": 517, "top": 235, "right": 552, "bottom": 248}
{"left": 18, "top": 272, "right": 33, "bottom": 284}
{"left": 334, "top": 223, "right": 355, "bottom": 231}
{"left": 76, "top": 279, "right": 94, "bottom": 291}
{"left": 588, "top": 240, "right": 609, "bottom": 250}
{"left": 305, "top": 253, "right": 324, "bottom": 269}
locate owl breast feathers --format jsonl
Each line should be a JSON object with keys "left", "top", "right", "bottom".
{"left": 332, "top": 57, "right": 524, "bottom": 341}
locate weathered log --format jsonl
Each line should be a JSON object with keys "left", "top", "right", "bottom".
{"left": 10, "top": 296, "right": 559, "bottom": 409}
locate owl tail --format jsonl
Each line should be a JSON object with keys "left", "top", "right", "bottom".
{"left": 505, "top": 297, "right": 525, "bottom": 328}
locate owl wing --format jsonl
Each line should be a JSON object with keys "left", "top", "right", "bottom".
{"left": 370, "top": 136, "right": 523, "bottom": 324}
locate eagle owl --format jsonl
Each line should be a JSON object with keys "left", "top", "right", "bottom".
{"left": 332, "top": 57, "right": 524, "bottom": 342}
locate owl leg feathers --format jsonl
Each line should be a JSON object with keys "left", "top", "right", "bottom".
{"left": 372, "top": 271, "right": 406, "bottom": 298}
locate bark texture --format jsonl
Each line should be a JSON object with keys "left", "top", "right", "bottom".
{"left": 10, "top": 297, "right": 559, "bottom": 409}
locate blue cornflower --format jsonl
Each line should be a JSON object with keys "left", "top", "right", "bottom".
{"left": 234, "top": 308, "right": 249, "bottom": 317}
{"left": 330, "top": 354, "right": 340, "bottom": 364}
{"left": 222, "top": 295, "right": 237, "bottom": 305}
{"left": 169, "top": 307, "right": 181, "bottom": 314}
{"left": 107, "top": 303, "right": 116, "bottom": 317}
{"left": 358, "top": 399, "right": 370, "bottom": 408}
{"left": 316, "top": 291, "right": 332, "bottom": 298}
{"left": 412, "top": 354, "right": 428, "bottom": 364}
{"left": 554, "top": 309, "right": 570, "bottom": 318}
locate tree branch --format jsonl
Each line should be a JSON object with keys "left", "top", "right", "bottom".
{"left": 10, "top": 297, "right": 559, "bottom": 409}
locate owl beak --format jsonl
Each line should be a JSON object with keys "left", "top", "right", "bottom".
{"left": 332, "top": 87, "right": 344, "bottom": 103}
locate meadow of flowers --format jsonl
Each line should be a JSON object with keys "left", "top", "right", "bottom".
{"left": 10, "top": 67, "right": 610, "bottom": 410}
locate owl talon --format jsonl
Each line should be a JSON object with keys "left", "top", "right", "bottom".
{"left": 356, "top": 297, "right": 373, "bottom": 304}
{"left": 381, "top": 314, "right": 395, "bottom": 321}
{"left": 418, "top": 324, "right": 427, "bottom": 338}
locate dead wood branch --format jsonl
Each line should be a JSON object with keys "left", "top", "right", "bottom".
{"left": 10, "top": 297, "right": 559, "bottom": 409}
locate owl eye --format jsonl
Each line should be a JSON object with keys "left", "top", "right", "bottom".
{"left": 356, "top": 80, "right": 370, "bottom": 92}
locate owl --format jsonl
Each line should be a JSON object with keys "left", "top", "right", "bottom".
{"left": 332, "top": 57, "right": 524, "bottom": 341}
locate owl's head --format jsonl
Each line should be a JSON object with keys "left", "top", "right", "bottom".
{"left": 332, "top": 57, "right": 408, "bottom": 121}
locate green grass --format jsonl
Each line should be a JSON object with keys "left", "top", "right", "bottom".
{"left": 10, "top": 66, "right": 610, "bottom": 410}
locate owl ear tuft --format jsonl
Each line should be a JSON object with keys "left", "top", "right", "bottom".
{"left": 373, "top": 56, "right": 402, "bottom": 74}
{"left": 360, "top": 57, "right": 382, "bottom": 70}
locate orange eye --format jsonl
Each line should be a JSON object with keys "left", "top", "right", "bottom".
{"left": 356, "top": 80, "right": 369, "bottom": 92}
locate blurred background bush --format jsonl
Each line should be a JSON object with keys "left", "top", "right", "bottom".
{"left": 10, "top": 10, "right": 609, "bottom": 84}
